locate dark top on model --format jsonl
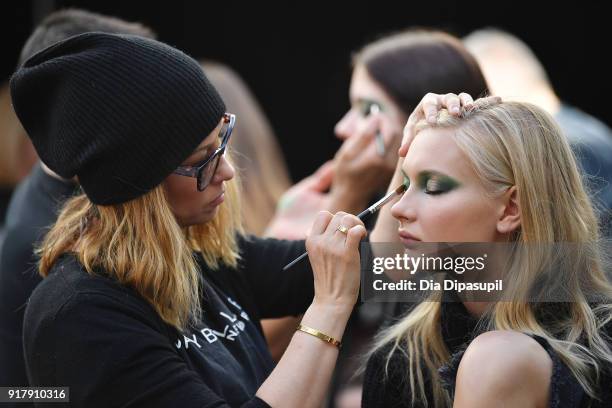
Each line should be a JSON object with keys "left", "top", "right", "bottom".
{"left": 362, "top": 300, "right": 612, "bottom": 408}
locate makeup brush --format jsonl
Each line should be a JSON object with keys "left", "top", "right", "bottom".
{"left": 369, "top": 103, "right": 386, "bottom": 157}
{"left": 282, "top": 183, "right": 407, "bottom": 271}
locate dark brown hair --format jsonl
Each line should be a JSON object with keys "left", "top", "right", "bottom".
{"left": 353, "top": 29, "right": 489, "bottom": 116}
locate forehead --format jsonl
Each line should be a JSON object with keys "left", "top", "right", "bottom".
{"left": 402, "top": 127, "right": 473, "bottom": 179}
{"left": 349, "top": 64, "right": 392, "bottom": 103}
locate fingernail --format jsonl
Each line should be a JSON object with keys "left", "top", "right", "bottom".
{"left": 451, "top": 106, "right": 460, "bottom": 114}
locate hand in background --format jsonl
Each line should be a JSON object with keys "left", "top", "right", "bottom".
{"left": 264, "top": 160, "right": 334, "bottom": 239}
{"left": 330, "top": 112, "right": 402, "bottom": 214}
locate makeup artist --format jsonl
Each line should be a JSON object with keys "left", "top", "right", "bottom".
{"left": 12, "top": 33, "right": 367, "bottom": 408}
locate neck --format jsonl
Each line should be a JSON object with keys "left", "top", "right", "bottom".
{"left": 462, "top": 301, "right": 491, "bottom": 318}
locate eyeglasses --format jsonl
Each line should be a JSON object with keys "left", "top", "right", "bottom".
{"left": 173, "top": 113, "right": 236, "bottom": 191}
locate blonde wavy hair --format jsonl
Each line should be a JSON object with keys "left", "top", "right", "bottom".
{"left": 38, "top": 154, "right": 244, "bottom": 331}
{"left": 369, "top": 99, "right": 612, "bottom": 407}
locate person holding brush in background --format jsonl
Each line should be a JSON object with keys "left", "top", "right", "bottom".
{"left": 265, "top": 29, "right": 488, "bottom": 239}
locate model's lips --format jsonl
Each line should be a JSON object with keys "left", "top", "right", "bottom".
{"left": 398, "top": 230, "right": 421, "bottom": 246}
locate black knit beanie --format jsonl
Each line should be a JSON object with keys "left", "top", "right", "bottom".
{"left": 10, "top": 32, "right": 226, "bottom": 205}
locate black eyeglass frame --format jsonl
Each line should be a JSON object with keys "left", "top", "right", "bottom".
{"left": 173, "top": 113, "right": 235, "bottom": 191}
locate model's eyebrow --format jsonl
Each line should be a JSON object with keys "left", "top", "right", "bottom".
{"left": 401, "top": 168, "right": 452, "bottom": 180}
{"left": 354, "top": 97, "right": 371, "bottom": 104}
{"left": 353, "top": 97, "right": 382, "bottom": 108}
{"left": 418, "top": 170, "right": 451, "bottom": 178}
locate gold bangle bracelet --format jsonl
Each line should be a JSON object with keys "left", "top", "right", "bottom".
{"left": 296, "top": 323, "right": 342, "bottom": 349}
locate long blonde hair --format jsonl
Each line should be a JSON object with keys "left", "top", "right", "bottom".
{"left": 38, "top": 154, "right": 243, "bottom": 331}
{"left": 370, "top": 100, "right": 612, "bottom": 407}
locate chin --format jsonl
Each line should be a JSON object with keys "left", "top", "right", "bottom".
{"left": 199, "top": 207, "right": 220, "bottom": 223}
{"left": 176, "top": 208, "right": 218, "bottom": 227}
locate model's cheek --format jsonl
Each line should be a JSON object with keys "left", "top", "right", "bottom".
{"left": 420, "top": 203, "right": 468, "bottom": 242}
{"left": 419, "top": 194, "right": 497, "bottom": 242}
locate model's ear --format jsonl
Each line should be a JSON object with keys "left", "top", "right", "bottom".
{"left": 496, "top": 186, "right": 521, "bottom": 234}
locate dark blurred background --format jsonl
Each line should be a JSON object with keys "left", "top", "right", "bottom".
{"left": 3, "top": 1, "right": 610, "bottom": 181}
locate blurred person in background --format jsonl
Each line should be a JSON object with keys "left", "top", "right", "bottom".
{"left": 202, "top": 61, "right": 292, "bottom": 236}
{"left": 0, "top": 84, "right": 37, "bottom": 224}
{"left": 464, "top": 28, "right": 612, "bottom": 236}
{"left": 266, "top": 29, "right": 488, "bottom": 237}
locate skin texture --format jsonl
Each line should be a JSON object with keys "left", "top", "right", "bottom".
{"left": 331, "top": 64, "right": 404, "bottom": 212}
{"left": 163, "top": 119, "right": 234, "bottom": 227}
{"left": 335, "top": 64, "right": 405, "bottom": 144}
{"left": 453, "top": 330, "right": 552, "bottom": 408}
{"left": 391, "top": 127, "right": 514, "bottom": 243}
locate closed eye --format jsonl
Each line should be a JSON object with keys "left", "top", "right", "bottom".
{"left": 421, "top": 173, "right": 460, "bottom": 195}
{"left": 425, "top": 177, "right": 443, "bottom": 195}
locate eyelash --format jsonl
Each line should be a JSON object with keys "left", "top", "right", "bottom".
{"left": 358, "top": 101, "right": 381, "bottom": 117}
{"left": 403, "top": 174, "right": 450, "bottom": 195}
{"left": 425, "top": 178, "right": 444, "bottom": 195}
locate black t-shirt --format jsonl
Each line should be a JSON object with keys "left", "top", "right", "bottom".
{"left": 23, "top": 235, "right": 313, "bottom": 408}
{"left": 0, "top": 164, "right": 76, "bottom": 394}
